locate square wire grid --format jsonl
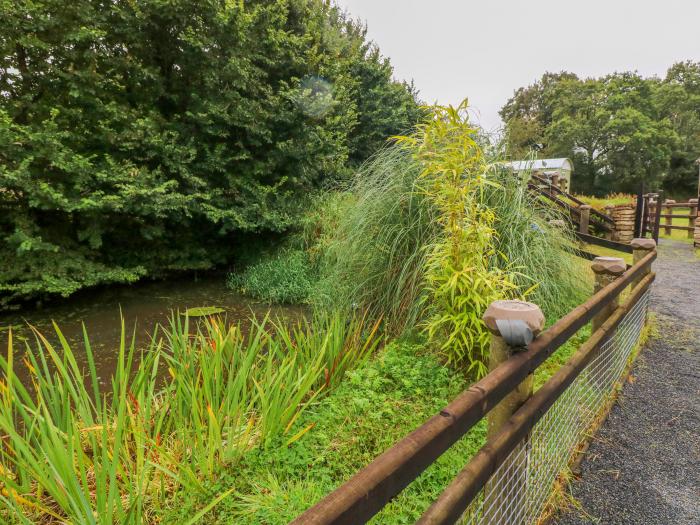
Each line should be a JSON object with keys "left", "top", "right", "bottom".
{"left": 460, "top": 290, "right": 650, "bottom": 525}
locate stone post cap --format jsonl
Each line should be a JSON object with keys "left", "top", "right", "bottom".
{"left": 579, "top": 204, "right": 592, "bottom": 210}
{"left": 630, "top": 238, "right": 656, "bottom": 250}
{"left": 591, "top": 256, "right": 626, "bottom": 275}
{"left": 689, "top": 198, "right": 698, "bottom": 204}
{"left": 483, "top": 300, "right": 545, "bottom": 336}
{"left": 664, "top": 199, "right": 676, "bottom": 204}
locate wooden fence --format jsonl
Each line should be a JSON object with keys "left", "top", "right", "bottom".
{"left": 527, "top": 174, "right": 615, "bottom": 237}
{"left": 657, "top": 198, "right": 699, "bottom": 240}
{"left": 291, "top": 242, "right": 657, "bottom": 525}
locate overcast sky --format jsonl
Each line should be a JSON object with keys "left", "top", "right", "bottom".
{"left": 334, "top": 0, "right": 700, "bottom": 132}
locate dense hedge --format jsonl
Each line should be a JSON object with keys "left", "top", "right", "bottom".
{"left": 0, "top": 0, "right": 420, "bottom": 307}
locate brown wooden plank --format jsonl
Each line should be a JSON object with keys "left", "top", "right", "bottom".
{"left": 663, "top": 224, "right": 694, "bottom": 231}
{"left": 575, "top": 232, "right": 634, "bottom": 253}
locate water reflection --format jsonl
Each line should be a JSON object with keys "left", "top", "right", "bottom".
{"left": 0, "top": 276, "right": 307, "bottom": 389}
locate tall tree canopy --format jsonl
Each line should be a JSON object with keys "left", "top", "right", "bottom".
{"left": 0, "top": 0, "right": 420, "bottom": 307}
{"left": 500, "top": 64, "right": 699, "bottom": 196}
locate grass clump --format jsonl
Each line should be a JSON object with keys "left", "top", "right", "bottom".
{"left": 0, "top": 312, "right": 380, "bottom": 523}
{"left": 575, "top": 193, "right": 634, "bottom": 210}
{"left": 228, "top": 249, "right": 315, "bottom": 304}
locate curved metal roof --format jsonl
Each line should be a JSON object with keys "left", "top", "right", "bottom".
{"left": 505, "top": 158, "right": 573, "bottom": 172}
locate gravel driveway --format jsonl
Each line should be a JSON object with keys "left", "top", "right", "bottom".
{"left": 556, "top": 239, "right": 700, "bottom": 525}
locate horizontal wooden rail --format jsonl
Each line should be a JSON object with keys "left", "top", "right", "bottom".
{"left": 575, "top": 232, "right": 634, "bottom": 253}
{"left": 417, "top": 272, "right": 656, "bottom": 524}
{"left": 659, "top": 214, "right": 695, "bottom": 219}
{"left": 663, "top": 225, "right": 694, "bottom": 231}
{"left": 291, "top": 250, "right": 656, "bottom": 525}
{"left": 530, "top": 174, "right": 615, "bottom": 226}
{"left": 572, "top": 248, "right": 600, "bottom": 261}
{"left": 664, "top": 202, "right": 696, "bottom": 208}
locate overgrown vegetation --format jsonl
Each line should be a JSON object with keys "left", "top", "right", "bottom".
{"left": 316, "top": 102, "right": 587, "bottom": 375}
{"left": 163, "top": 340, "right": 485, "bottom": 524}
{"left": 0, "top": 313, "right": 380, "bottom": 523}
{"left": 0, "top": 0, "right": 420, "bottom": 308}
{"left": 228, "top": 249, "right": 315, "bottom": 304}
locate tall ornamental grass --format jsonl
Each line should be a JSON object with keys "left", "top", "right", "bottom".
{"left": 0, "top": 313, "right": 380, "bottom": 524}
{"left": 314, "top": 147, "right": 438, "bottom": 334}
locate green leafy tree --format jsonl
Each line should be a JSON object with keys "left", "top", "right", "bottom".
{"left": 656, "top": 61, "right": 700, "bottom": 196}
{"left": 0, "top": 0, "right": 419, "bottom": 307}
{"left": 501, "top": 70, "right": 683, "bottom": 195}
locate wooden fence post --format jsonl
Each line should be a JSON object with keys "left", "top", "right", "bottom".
{"left": 551, "top": 173, "right": 560, "bottom": 192}
{"left": 663, "top": 199, "right": 675, "bottom": 235}
{"left": 579, "top": 205, "right": 591, "bottom": 234}
{"left": 591, "top": 257, "right": 626, "bottom": 333}
{"left": 630, "top": 238, "right": 656, "bottom": 290}
{"left": 482, "top": 300, "right": 545, "bottom": 524}
{"left": 688, "top": 198, "right": 698, "bottom": 240}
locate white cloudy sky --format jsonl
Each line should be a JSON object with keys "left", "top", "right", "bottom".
{"left": 334, "top": 0, "right": 700, "bottom": 132}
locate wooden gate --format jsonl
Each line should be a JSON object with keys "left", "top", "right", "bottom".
{"left": 634, "top": 191, "right": 662, "bottom": 243}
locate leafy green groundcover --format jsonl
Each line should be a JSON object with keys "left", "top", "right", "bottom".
{"left": 165, "top": 342, "right": 480, "bottom": 524}
{"left": 167, "top": 332, "right": 586, "bottom": 524}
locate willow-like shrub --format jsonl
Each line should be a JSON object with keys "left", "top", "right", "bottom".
{"left": 317, "top": 101, "right": 586, "bottom": 376}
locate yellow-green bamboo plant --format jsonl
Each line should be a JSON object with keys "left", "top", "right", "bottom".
{"left": 394, "top": 100, "right": 519, "bottom": 377}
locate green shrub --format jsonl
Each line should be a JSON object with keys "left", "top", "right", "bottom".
{"left": 0, "top": 0, "right": 420, "bottom": 308}
{"left": 228, "top": 249, "right": 315, "bottom": 304}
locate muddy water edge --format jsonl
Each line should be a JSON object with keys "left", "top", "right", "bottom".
{"left": 0, "top": 275, "right": 307, "bottom": 391}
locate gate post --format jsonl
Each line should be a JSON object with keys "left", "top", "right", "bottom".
{"left": 591, "top": 257, "right": 626, "bottom": 333}
{"left": 630, "top": 239, "right": 655, "bottom": 290}
{"left": 482, "top": 300, "right": 545, "bottom": 524}
{"left": 663, "top": 199, "right": 675, "bottom": 236}
{"left": 579, "top": 205, "right": 591, "bottom": 234}
{"left": 688, "top": 199, "right": 698, "bottom": 240}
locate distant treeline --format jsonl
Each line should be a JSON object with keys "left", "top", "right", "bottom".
{"left": 500, "top": 63, "right": 700, "bottom": 197}
{"left": 0, "top": 0, "right": 420, "bottom": 307}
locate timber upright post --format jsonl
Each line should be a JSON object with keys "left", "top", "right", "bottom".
{"left": 579, "top": 205, "right": 592, "bottom": 235}
{"left": 663, "top": 199, "right": 675, "bottom": 236}
{"left": 482, "top": 300, "right": 545, "bottom": 524}
{"left": 688, "top": 199, "right": 698, "bottom": 240}
{"left": 630, "top": 238, "right": 656, "bottom": 290}
{"left": 604, "top": 205, "right": 615, "bottom": 240}
{"left": 591, "top": 257, "right": 626, "bottom": 333}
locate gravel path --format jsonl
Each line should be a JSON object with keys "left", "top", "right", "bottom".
{"left": 556, "top": 239, "right": 700, "bottom": 525}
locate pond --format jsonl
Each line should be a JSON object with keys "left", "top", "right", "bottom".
{"left": 0, "top": 275, "right": 307, "bottom": 389}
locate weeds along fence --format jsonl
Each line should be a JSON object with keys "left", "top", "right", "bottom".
{"left": 292, "top": 242, "right": 657, "bottom": 525}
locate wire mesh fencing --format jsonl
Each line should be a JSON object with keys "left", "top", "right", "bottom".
{"left": 461, "top": 290, "right": 651, "bottom": 525}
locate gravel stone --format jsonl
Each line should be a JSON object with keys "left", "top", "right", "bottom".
{"left": 556, "top": 240, "right": 700, "bottom": 525}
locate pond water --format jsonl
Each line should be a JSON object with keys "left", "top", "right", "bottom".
{"left": 0, "top": 276, "right": 306, "bottom": 389}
